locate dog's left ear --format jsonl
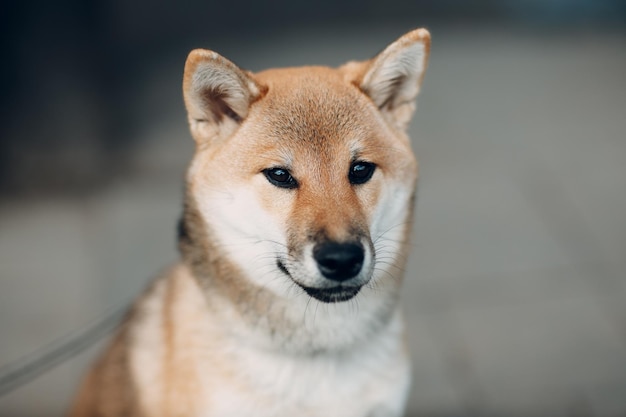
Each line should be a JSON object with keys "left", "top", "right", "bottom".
{"left": 343, "top": 28, "right": 431, "bottom": 131}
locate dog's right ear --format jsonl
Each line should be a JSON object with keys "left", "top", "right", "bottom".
{"left": 183, "top": 49, "right": 266, "bottom": 143}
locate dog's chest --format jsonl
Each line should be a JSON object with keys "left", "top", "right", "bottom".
{"left": 196, "top": 341, "right": 410, "bottom": 417}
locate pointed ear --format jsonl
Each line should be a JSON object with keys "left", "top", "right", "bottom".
{"left": 182, "top": 49, "right": 266, "bottom": 143}
{"left": 344, "top": 28, "right": 431, "bottom": 131}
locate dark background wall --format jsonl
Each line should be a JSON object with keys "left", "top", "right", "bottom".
{"left": 1, "top": 0, "right": 624, "bottom": 194}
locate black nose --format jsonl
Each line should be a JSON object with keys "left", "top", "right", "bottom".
{"left": 313, "top": 242, "right": 364, "bottom": 281}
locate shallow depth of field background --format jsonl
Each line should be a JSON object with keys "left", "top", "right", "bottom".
{"left": 1, "top": 1, "right": 625, "bottom": 416}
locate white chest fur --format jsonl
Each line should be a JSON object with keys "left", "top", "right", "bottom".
{"left": 198, "top": 312, "right": 411, "bottom": 417}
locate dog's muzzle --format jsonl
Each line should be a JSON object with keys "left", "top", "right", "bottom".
{"left": 277, "top": 241, "right": 366, "bottom": 303}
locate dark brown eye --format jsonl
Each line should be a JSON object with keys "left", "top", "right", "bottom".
{"left": 349, "top": 162, "right": 376, "bottom": 185}
{"left": 263, "top": 168, "right": 298, "bottom": 189}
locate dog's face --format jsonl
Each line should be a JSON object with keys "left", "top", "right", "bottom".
{"left": 182, "top": 30, "right": 430, "bottom": 308}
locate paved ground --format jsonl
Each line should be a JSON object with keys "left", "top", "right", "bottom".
{"left": 1, "top": 25, "right": 625, "bottom": 416}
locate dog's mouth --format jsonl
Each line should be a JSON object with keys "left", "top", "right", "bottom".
{"left": 300, "top": 285, "right": 362, "bottom": 303}
{"left": 277, "top": 260, "right": 362, "bottom": 303}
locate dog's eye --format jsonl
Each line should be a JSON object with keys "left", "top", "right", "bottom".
{"left": 264, "top": 168, "right": 298, "bottom": 189}
{"left": 349, "top": 162, "right": 376, "bottom": 185}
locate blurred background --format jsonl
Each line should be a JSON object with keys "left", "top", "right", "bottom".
{"left": 1, "top": 0, "right": 625, "bottom": 416}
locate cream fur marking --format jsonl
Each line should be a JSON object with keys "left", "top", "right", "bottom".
{"left": 69, "top": 28, "right": 431, "bottom": 417}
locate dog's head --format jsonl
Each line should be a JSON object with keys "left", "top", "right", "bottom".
{"left": 181, "top": 29, "right": 430, "bottom": 307}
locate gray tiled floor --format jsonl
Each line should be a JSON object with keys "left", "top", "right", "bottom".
{"left": 1, "top": 25, "right": 625, "bottom": 416}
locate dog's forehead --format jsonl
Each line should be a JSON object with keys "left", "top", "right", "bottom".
{"left": 252, "top": 67, "right": 374, "bottom": 145}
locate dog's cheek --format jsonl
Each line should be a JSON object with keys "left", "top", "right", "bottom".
{"left": 196, "top": 178, "right": 282, "bottom": 246}
{"left": 368, "top": 178, "right": 413, "bottom": 246}
{"left": 255, "top": 182, "right": 295, "bottom": 232}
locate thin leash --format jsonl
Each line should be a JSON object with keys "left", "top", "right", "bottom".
{"left": 0, "top": 303, "right": 129, "bottom": 397}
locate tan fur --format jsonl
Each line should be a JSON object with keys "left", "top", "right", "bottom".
{"left": 69, "top": 310, "right": 138, "bottom": 416}
{"left": 70, "top": 28, "right": 430, "bottom": 417}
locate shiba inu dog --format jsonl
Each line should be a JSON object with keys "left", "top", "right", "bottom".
{"left": 70, "top": 28, "right": 430, "bottom": 417}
